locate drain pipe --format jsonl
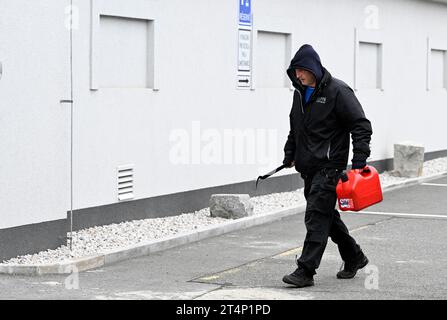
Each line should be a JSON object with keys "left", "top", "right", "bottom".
{"left": 65, "top": 0, "right": 75, "bottom": 252}
{"left": 58, "top": 1, "right": 76, "bottom": 251}
{"left": 69, "top": 0, "right": 74, "bottom": 252}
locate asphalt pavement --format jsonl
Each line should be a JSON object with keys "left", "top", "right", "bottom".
{"left": 1, "top": 177, "right": 446, "bottom": 300}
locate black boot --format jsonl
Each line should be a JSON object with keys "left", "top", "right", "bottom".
{"left": 337, "top": 255, "right": 369, "bottom": 279}
{"left": 282, "top": 268, "right": 314, "bottom": 288}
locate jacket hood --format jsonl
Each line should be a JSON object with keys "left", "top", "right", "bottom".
{"left": 287, "top": 44, "right": 325, "bottom": 90}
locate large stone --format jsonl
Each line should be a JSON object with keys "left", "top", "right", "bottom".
{"left": 209, "top": 194, "right": 254, "bottom": 219}
{"left": 393, "top": 142, "right": 424, "bottom": 177}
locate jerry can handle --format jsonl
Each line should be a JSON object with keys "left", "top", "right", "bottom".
{"left": 362, "top": 165, "right": 371, "bottom": 173}
{"left": 358, "top": 165, "right": 372, "bottom": 177}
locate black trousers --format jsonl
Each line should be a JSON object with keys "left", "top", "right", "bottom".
{"left": 296, "top": 168, "right": 363, "bottom": 275}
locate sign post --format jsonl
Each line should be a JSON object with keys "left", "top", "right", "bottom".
{"left": 237, "top": 0, "right": 252, "bottom": 89}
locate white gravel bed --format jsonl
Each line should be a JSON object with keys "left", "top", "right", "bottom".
{"left": 2, "top": 157, "right": 447, "bottom": 266}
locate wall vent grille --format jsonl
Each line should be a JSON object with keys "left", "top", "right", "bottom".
{"left": 117, "top": 164, "right": 134, "bottom": 201}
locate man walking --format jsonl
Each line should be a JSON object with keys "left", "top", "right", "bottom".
{"left": 282, "top": 44, "right": 373, "bottom": 288}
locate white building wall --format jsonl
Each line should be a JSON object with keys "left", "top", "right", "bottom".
{"left": 0, "top": 0, "right": 71, "bottom": 229}
{"left": 1, "top": 0, "right": 447, "bottom": 229}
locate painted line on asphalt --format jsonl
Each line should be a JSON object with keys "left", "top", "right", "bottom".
{"left": 421, "top": 183, "right": 447, "bottom": 187}
{"left": 198, "top": 267, "right": 243, "bottom": 282}
{"left": 193, "top": 262, "right": 259, "bottom": 283}
{"left": 350, "top": 211, "right": 447, "bottom": 219}
{"left": 273, "top": 247, "right": 302, "bottom": 258}
{"left": 350, "top": 225, "right": 370, "bottom": 232}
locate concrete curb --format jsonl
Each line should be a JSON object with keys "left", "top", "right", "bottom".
{"left": 1, "top": 170, "right": 446, "bottom": 276}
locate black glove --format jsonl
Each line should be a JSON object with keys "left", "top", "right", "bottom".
{"left": 283, "top": 158, "right": 295, "bottom": 168}
{"left": 351, "top": 160, "right": 366, "bottom": 170}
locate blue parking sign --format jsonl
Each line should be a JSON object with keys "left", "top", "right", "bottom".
{"left": 239, "top": 0, "right": 252, "bottom": 26}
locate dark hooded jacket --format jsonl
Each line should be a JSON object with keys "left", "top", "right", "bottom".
{"left": 283, "top": 44, "right": 372, "bottom": 175}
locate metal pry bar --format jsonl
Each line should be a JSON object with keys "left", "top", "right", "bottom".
{"left": 255, "top": 164, "right": 288, "bottom": 189}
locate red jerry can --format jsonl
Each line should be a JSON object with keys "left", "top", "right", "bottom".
{"left": 336, "top": 165, "right": 383, "bottom": 212}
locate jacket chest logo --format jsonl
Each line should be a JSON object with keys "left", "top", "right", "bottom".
{"left": 316, "top": 97, "right": 327, "bottom": 104}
